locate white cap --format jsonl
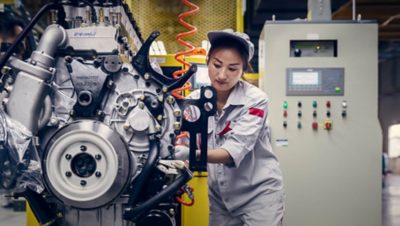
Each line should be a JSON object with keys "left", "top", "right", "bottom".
{"left": 207, "top": 29, "right": 254, "bottom": 62}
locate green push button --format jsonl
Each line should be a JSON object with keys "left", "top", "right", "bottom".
{"left": 312, "top": 101, "right": 317, "bottom": 108}
{"left": 297, "top": 122, "right": 302, "bottom": 129}
{"left": 283, "top": 101, "right": 288, "bottom": 109}
{"left": 335, "top": 87, "right": 342, "bottom": 94}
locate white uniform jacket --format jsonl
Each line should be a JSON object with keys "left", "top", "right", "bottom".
{"left": 187, "top": 80, "right": 284, "bottom": 215}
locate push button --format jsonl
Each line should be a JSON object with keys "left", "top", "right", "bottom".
{"left": 283, "top": 101, "right": 288, "bottom": 109}
{"left": 312, "top": 122, "right": 318, "bottom": 130}
{"left": 312, "top": 101, "right": 317, "bottom": 108}
{"left": 324, "top": 120, "right": 332, "bottom": 130}
{"left": 326, "top": 101, "right": 331, "bottom": 108}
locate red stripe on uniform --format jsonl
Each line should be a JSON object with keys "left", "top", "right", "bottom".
{"left": 249, "top": 107, "right": 265, "bottom": 118}
{"left": 218, "top": 121, "right": 232, "bottom": 136}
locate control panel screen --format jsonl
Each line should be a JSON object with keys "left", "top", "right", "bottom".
{"left": 286, "top": 68, "right": 344, "bottom": 96}
{"left": 292, "top": 72, "right": 320, "bottom": 85}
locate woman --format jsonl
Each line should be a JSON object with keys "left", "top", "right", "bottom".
{"left": 177, "top": 29, "right": 284, "bottom": 226}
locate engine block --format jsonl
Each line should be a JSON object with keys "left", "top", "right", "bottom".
{"left": 0, "top": 1, "right": 216, "bottom": 226}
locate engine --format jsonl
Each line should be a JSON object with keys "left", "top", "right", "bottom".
{"left": 0, "top": 1, "right": 216, "bottom": 226}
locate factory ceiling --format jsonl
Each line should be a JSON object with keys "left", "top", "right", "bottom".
{"left": 247, "top": 0, "right": 400, "bottom": 40}
{"left": 245, "top": 0, "right": 400, "bottom": 68}
{"left": 333, "top": 0, "right": 400, "bottom": 40}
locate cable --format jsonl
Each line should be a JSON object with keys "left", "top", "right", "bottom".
{"left": 380, "top": 13, "right": 400, "bottom": 27}
{"left": 176, "top": 185, "right": 195, "bottom": 206}
{"left": 172, "top": 0, "right": 206, "bottom": 143}
{"left": 171, "top": 0, "right": 205, "bottom": 99}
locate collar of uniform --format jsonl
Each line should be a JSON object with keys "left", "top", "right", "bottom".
{"left": 223, "top": 80, "right": 246, "bottom": 110}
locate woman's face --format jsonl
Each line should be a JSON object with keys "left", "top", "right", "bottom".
{"left": 207, "top": 47, "right": 244, "bottom": 93}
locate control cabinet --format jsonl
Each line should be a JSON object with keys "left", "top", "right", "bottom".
{"left": 259, "top": 22, "right": 381, "bottom": 226}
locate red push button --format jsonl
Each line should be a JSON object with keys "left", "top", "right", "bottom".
{"left": 326, "top": 101, "right": 331, "bottom": 108}
{"left": 283, "top": 111, "right": 288, "bottom": 117}
{"left": 312, "top": 122, "right": 318, "bottom": 130}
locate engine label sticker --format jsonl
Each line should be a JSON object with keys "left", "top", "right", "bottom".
{"left": 73, "top": 31, "right": 97, "bottom": 37}
{"left": 275, "top": 139, "right": 288, "bottom": 147}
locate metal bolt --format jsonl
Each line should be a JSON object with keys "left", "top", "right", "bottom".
{"left": 144, "top": 73, "right": 150, "bottom": 80}
{"left": 138, "top": 102, "right": 145, "bottom": 109}
{"left": 173, "top": 110, "right": 181, "bottom": 117}
{"left": 158, "top": 95, "right": 164, "bottom": 102}
{"left": 65, "top": 171, "right": 72, "bottom": 177}
{"left": 157, "top": 115, "right": 163, "bottom": 121}
{"left": 123, "top": 123, "right": 130, "bottom": 130}
{"left": 4, "top": 84, "right": 13, "bottom": 93}
{"left": 95, "top": 172, "right": 102, "bottom": 177}
{"left": 49, "top": 117, "right": 59, "bottom": 126}
{"left": 162, "top": 86, "right": 168, "bottom": 93}
{"left": 80, "top": 180, "right": 87, "bottom": 186}
{"left": 155, "top": 125, "right": 161, "bottom": 132}
{"left": 65, "top": 154, "right": 72, "bottom": 160}
{"left": 1, "top": 67, "right": 10, "bottom": 75}
{"left": 95, "top": 154, "right": 102, "bottom": 160}
{"left": 169, "top": 208, "right": 175, "bottom": 216}
{"left": 80, "top": 145, "right": 87, "bottom": 151}
{"left": 174, "top": 122, "right": 181, "bottom": 130}
{"left": 166, "top": 96, "right": 175, "bottom": 104}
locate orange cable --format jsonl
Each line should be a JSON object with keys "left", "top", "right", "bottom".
{"left": 173, "top": 0, "right": 204, "bottom": 141}
{"left": 172, "top": 0, "right": 204, "bottom": 100}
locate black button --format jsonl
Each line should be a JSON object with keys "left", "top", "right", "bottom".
{"left": 313, "top": 111, "right": 317, "bottom": 118}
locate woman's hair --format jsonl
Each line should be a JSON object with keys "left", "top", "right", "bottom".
{"left": 206, "top": 37, "right": 253, "bottom": 73}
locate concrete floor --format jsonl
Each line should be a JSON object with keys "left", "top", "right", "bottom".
{"left": 0, "top": 205, "right": 26, "bottom": 225}
{"left": 1, "top": 174, "right": 400, "bottom": 226}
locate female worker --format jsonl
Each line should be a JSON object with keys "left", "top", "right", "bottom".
{"left": 176, "top": 29, "right": 284, "bottom": 226}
